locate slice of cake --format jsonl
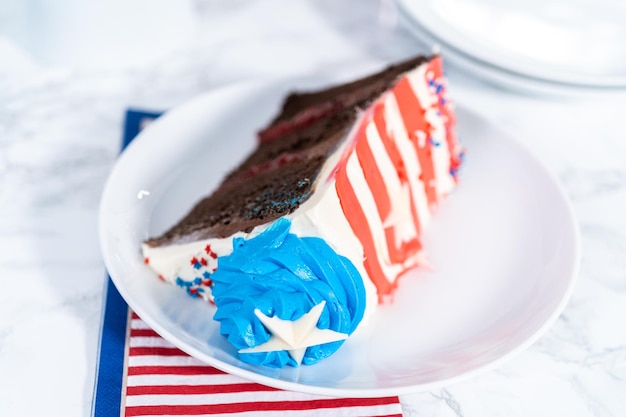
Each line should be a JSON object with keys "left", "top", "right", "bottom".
{"left": 142, "top": 55, "right": 463, "bottom": 368}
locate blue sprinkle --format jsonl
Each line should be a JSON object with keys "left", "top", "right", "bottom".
{"left": 436, "top": 84, "right": 443, "bottom": 94}
{"left": 203, "top": 271, "right": 212, "bottom": 279}
{"left": 176, "top": 277, "right": 191, "bottom": 288}
{"left": 429, "top": 137, "right": 441, "bottom": 147}
{"left": 439, "top": 98, "right": 446, "bottom": 105}
{"left": 193, "top": 262, "right": 202, "bottom": 270}
{"left": 194, "top": 277, "right": 201, "bottom": 284}
{"left": 428, "top": 79, "right": 435, "bottom": 87}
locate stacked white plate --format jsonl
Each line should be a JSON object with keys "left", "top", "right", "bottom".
{"left": 396, "top": 0, "right": 626, "bottom": 92}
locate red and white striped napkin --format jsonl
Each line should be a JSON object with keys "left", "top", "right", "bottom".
{"left": 124, "top": 312, "right": 403, "bottom": 417}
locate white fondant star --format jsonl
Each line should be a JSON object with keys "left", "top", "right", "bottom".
{"left": 239, "top": 301, "right": 348, "bottom": 365}
{"left": 383, "top": 182, "right": 418, "bottom": 249}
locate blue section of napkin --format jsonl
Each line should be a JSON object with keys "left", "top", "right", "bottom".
{"left": 92, "top": 109, "right": 163, "bottom": 417}
{"left": 92, "top": 277, "right": 128, "bottom": 417}
{"left": 122, "top": 109, "right": 163, "bottom": 149}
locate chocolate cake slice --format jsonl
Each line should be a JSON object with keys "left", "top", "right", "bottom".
{"left": 146, "top": 55, "right": 431, "bottom": 247}
{"left": 142, "top": 55, "right": 463, "bottom": 368}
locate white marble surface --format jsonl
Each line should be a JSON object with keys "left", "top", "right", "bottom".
{"left": 1, "top": 1, "right": 625, "bottom": 416}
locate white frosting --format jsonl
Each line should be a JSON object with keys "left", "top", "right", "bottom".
{"left": 427, "top": 107, "right": 455, "bottom": 197}
{"left": 142, "top": 233, "right": 249, "bottom": 301}
{"left": 142, "top": 238, "right": 230, "bottom": 283}
{"left": 407, "top": 65, "right": 455, "bottom": 199}
{"left": 383, "top": 93, "right": 431, "bottom": 231}
{"left": 408, "top": 65, "right": 438, "bottom": 109}
{"left": 289, "top": 181, "right": 379, "bottom": 321}
{"left": 365, "top": 120, "right": 419, "bottom": 248}
{"left": 345, "top": 151, "right": 420, "bottom": 282}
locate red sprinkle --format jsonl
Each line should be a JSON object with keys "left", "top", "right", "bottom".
{"left": 257, "top": 101, "right": 342, "bottom": 143}
{"left": 200, "top": 258, "right": 208, "bottom": 266}
{"left": 190, "top": 257, "right": 198, "bottom": 265}
{"left": 205, "top": 245, "right": 218, "bottom": 259}
{"left": 241, "top": 152, "right": 306, "bottom": 180}
{"left": 144, "top": 257, "right": 150, "bottom": 264}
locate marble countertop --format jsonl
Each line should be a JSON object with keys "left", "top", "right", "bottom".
{"left": 1, "top": 1, "right": 625, "bottom": 415}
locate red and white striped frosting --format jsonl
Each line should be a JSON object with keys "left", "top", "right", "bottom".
{"left": 290, "top": 56, "right": 461, "bottom": 306}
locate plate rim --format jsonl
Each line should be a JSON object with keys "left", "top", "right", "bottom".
{"left": 99, "top": 80, "right": 580, "bottom": 397}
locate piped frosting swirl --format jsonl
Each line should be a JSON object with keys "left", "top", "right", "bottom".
{"left": 211, "top": 218, "right": 366, "bottom": 367}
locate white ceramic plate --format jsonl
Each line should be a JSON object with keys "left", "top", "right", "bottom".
{"left": 396, "top": 0, "right": 626, "bottom": 92}
{"left": 99, "top": 81, "right": 579, "bottom": 397}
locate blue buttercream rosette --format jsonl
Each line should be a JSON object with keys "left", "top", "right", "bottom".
{"left": 210, "top": 218, "right": 366, "bottom": 368}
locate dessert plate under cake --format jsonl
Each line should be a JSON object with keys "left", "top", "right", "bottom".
{"left": 99, "top": 80, "right": 579, "bottom": 396}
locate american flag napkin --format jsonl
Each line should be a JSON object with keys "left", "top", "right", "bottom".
{"left": 92, "top": 109, "right": 404, "bottom": 417}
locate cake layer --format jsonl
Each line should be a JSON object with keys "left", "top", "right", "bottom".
{"left": 224, "top": 108, "right": 357, "bottom": 184}
{"left": 259, "top": 55, "right": 430, "bottom": 142}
